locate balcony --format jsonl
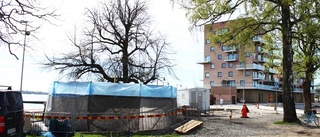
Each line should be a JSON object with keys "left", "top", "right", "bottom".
{"left": 210, "top": 83, "right": 315, "bottom": 93}
{"left": 224, "top": 56, "right": 237, "bottom": 62}
{"left": 197, "top": 57, "right": 211, "bottom": 64}
{"left": 224, "top": 47, "right": 237, "bottom": 53}
{"left": 236, "top": 63, "right": 265, "bottom": 71}
{"left": 236, "top": 83, "right": 281, "bottom": 91}
{"left": 253, "top": 36, "right": 265, "bottom": 43}
{"left": 253, "top": 74, "right": 265, "bottom": 80}
{"left": 268, "top": 68, "right": 278, "bottom": 74}
{"left": 257, "top": 55, "right": 268, "bottom": 62}
{"left": 197, "top": 60, "right": 211, "bottom": 64}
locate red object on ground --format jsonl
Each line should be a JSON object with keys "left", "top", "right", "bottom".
{"left": 241, "top": 104, "right": 249, "bottom": 118}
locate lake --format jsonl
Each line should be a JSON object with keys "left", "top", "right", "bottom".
{"left": 22, "top": 93, "right": 49, "bottom": 111}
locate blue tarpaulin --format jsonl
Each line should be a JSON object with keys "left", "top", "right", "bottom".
{"left": 51, "top": 81, "right": 177, "bottom": 98}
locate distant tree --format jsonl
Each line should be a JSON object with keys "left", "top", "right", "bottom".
{"left": 0, "top": 0, "right": 56, "bottom": 59}
{"left": 262, "top": 1, "right": 320, "bottom": 113}
{"left": 293, "top": 11, "right": 320, "bottom": 112}
{"left": 42, "top": 0, "right": 176, "bottom": 84}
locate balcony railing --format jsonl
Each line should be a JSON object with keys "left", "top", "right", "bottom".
{"left": 236, "top": 63, "right": 265, "bottom": 71}
{"left": 268, "top": 68, "right": 278, "bottom": 74}
{"left": 197, "top": 60, "right": 211, "bottom": 64}
{"left": 208, "top": 83, "right": 315, "bottom": 93}
{"left": 224, "top": 56, "right": 237, "bottom": 61}
{"left": 258, "top": 55, "right": 268, "bottom": 62}
{"left": 224, "top": 47, "right": 237, "bottom": 52}
{"left": 253, "top": 36, "right": 265, "bottom": 43}
{"left": 253, "top": 74, "right": 265, "bottom": 80}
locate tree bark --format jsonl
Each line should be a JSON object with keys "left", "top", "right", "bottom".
{"left": 281, "top": 3, "right": 299, "bottom": 122}
{"left": 303, "top": 67, "right": 313, "bottom": 114}
{"left": 122, "top": 48, "right": 129, "bottom": 83}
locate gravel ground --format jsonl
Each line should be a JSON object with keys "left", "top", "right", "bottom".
{"left": 180, "top": 105, "right": 320, "bottom": 137}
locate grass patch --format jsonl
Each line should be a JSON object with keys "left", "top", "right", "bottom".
{"left": 273, "top": 121, "right": 296, "bottom": 125}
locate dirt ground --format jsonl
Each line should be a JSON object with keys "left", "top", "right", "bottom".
{"left": 202, "top": 107, "right": 320, "bottom": 137}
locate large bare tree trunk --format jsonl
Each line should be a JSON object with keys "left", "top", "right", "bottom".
{"left": 281, "top": 3, "right": 299, "bottom": 123}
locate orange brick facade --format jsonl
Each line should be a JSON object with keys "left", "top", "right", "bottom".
{"left": 200, "top": 19, "right": 312, "bottom": 104}
{"left": 210, "top": 86, "right": 237, "bottom": 104}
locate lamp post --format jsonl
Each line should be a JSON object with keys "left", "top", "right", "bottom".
{"left": 275, "top": 82, "right": 278, "bottom": 114}
{"left": 242, "top": 64, "right": 246, "bottom": 105}
{"left": 19, "top": 20, "right": 30, "bottom": 92}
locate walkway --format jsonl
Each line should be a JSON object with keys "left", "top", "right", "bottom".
{"left": 210, "top": 102, "right": 320, "bottom": 115}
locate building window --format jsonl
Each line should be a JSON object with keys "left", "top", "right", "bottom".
{"left": 228, "top": 71, "right": 233, "bottom": 77}
{"left": 210, "top": 63, "right": 215, "bottom": 69}
{"left": 228, "top": 53, "right": 237, "bottom": 60}
{"left": 205, "top": 55, "right": 210, "bottom": 62}
{"left": 245, "top": 52, "right": 250, "bottom": 57}
{"left": 228, "top": 62, "right": 233, "bottom": 68}
{"left": 214, "top": 30, "right": 221, "bottom": 35}
{"left": 205, "top": 72, "right": 210, "bottom": 78}
{"left": 222, "top": 63, "right": 226, "bottom": 68}
{"left": 257, "top": 46, "right": 262, "bottom": 52}
{"left": 218, "top": 72, "right": 222, "bottom": 77}
{"left": 253, "top": 53, "right": 257, "bottom": 58}
{"left": 245, "top": 70, "right": 250, "bottom": 76}
{"left": 222, "top": 28, "right": 228, "bottom": 34}
{"left": 210, "top": 81, "right": 214, "bottom": 86}
{"left": 240, "top": 62, "right": 245, "bottom": 67}
{"left": 229, "top": 80, "right": 236, "bottom": 86}
{"left": 206, "top": 39, "right": 210, "bottom": 44}
{"left": 221, "top": 45, "right": 227, "bottom": 51}
{"left": 218, "top": 54, "right": 222, "bottom": 60}
{"left": 231, "top": 45, "right": 237, "bottom": 50}
{"left": 210, "top": 46, "right": 215, "bottom": 52}
{"left": 240, "top": 80, "right": 245, "bottom": 86}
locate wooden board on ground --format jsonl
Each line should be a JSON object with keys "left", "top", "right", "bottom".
{"left": 175, "top": 119, "right": 203, "bottom": 134}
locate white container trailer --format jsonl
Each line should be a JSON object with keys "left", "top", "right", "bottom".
{"left": 177, "top": 88, "right": 210, "bottom": 112}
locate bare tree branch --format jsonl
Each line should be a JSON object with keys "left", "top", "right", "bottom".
{"left": 0, "top": 0, "right": 57, "bottom": 59}
{"left": 42, "top": 0, "right": 176, "bottom": 84}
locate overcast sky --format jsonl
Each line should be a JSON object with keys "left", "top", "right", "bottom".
{"left": 0, "top": 0, "right": 204, "bottom": 91}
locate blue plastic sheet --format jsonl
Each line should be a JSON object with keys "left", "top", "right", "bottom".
{"left": 51, "top": 81, "right": 177, "bottom": 98}
{"left": 40, "top": 132, "right": 55, "bottom": 137}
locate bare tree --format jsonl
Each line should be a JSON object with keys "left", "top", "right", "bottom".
{"left": 0, "top": 0, "right": 56, "bottom": 59}
{"left": 43, "top": 0, "right": 176, "bottom": 84}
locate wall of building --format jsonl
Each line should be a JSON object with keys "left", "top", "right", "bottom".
{"left": 237, "top": 90, "right": 276, "bottom": 103}
{"left": 236, "top": 89, "right": 315, "bottom": 103}
{"left": 210, "top": 86, "right": 237, "bottom": 104}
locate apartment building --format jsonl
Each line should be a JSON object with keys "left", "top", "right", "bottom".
{"left": 199, "top": 19, "right": 311, "bottom": 104}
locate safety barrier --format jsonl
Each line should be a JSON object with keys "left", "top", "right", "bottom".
{"left": 24, "top": 107, "right": 200, "bottom": 136}
{"left": 24, "top": 111, "right": 75, "bottom": 136}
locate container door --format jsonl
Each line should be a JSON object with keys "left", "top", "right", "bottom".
{"left": 197, "top": 92, "right": 203, "bottom": 110}
{"left": 190, "top": 91, "right": 197, "bottom": 107}
{"left": 232, "top": 96, "right": 236, "bottom": 104}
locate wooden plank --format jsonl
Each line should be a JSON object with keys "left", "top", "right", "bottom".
{"left": 175, "top": 120, "right": 203, "bottom": 134}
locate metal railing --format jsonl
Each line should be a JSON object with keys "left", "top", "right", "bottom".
{"left": 24, "top": 111, "right": 74, "bottom": 136}
{"left": 24, "top": 107, "right": 200, "bottom": 136}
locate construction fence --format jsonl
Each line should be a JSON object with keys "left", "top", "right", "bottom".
{"left": 24, "top": 106, "right": 201, "bottom": 136}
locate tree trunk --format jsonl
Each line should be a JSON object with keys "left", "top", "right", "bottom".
{"left": 281, "top": 3, "right": 299, "bottom": 122}
{"left": 122, "top": 50, "right": 129, "bottom": 83}
{"left": 303, "top": 67, "right": 313, "bottom": 114}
